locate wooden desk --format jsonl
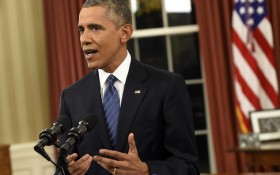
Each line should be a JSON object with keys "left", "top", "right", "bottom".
{"left": 231, "top": 142, "right": 280, "bottom": 172}
{"left": 0, "top": 144, "right": 12, "bottom": 175}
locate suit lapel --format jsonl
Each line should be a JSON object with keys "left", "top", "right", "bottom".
{"left": 115, "top": 59, "right": 147, "bottom": 151}
{"left": 82, "top": 70, "right": 112, "bottom": 149}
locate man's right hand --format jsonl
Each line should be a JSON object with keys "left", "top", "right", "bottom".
{"left": 67, "top": 153, "right": 93, "bottom": 175}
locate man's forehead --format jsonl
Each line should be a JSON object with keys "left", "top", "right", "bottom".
{"left": 78, "top": 6, "right": 118, "bottom": 27}
{"left": 79, "top": 7, "right": 107, "bottom": 22}
{"left": 79, "top": 6, "right": 109, "bottom": 18}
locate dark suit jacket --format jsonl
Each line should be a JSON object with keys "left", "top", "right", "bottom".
{"left": 59, "top": 58, "right": 200, "bottom": 174}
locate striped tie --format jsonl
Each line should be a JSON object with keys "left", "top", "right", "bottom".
{"left": 103, "top": 75, "right": 120, "bottom": 148}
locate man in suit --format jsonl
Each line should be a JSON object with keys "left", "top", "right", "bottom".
{"left": 59, "top": 0, "right": 199, "bottom": 174}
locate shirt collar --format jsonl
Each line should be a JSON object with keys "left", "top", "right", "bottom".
{"left": 98, "top": 51, "right": 131, "bottom": 87}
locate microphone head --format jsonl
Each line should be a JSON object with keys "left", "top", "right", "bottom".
{"left": 56, "top": 114, "right": 71, "bottom": 133}
{"left": 81, "top": 113, "right": 98, "bottom": 131}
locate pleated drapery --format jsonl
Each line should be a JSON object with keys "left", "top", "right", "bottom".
{"left": 43, "top": 0, "right": 90, "bottom": 122}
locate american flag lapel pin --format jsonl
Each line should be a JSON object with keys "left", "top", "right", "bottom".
{"left": 134, "top": 90, "right": 141, "bottom": 94}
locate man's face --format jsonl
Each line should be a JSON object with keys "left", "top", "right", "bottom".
{"left": 78, "top": 6, "right": 126, "bottom": 73}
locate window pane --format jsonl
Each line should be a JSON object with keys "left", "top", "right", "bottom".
{"left": 196, "top": 135, "right": 210, "bottom": 173}
{"left": 165, "top": 0, "right": 197, "bottom": 26}
{"left": 187, "top": 84, "right": 206, "bottom": 130}
{"left": 171, "top": 33, "right": 201, "bottom": 80}
{"left": 133, "top": 0, "right": 163, "bottom": 29}
{"left": 138, "top": 36, "right": 168, "bottom": 70}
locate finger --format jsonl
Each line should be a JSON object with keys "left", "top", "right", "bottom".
{"left": 73, "top": 156, "right": 93, "bottom": 175}
{"left": 94, "top": 158, "right": 113, "bottom": 173}
{"left": 93, "top": 154, "right": 120, "bottom": 168}
{"left": 128, "top": 133, "right": 138, "bottom": 154}
{"left": 67, "top": 153, "right": 78, "bottom": 165}
{"left": 68, "top": 154, "right": 92, "bottom": 173}
{"left": 98, "top": 149, "right": 129, "bottom": 161}
{"left": 94, "top": 156, "right": 130, "bottom": 175}
{"left": 93, "top": 155, "right": 120, "bottom": 174}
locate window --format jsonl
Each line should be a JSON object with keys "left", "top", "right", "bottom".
{"left": 128, "top": 0, "right": 215, "bottom": 173}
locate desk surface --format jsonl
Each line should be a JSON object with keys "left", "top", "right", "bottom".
{"left": 228, "top": 142, "right": 280, "bottom": 172}
{"left": 230, "top": 142, "right": 280, "bottom": 152}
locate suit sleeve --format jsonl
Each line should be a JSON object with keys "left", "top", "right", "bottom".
{"left": 146, "top": 74, "right": 200, "bottom": 175}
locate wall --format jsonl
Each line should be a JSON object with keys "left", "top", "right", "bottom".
{"left": 10, "top": 142, "right": 56, "bottom": 175}
{"left": 0, "top": 0, "right": 50, "bottom": 144}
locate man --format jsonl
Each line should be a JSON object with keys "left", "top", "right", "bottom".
{"left": 59, "top": 0, "right": 199, "bottom": 174}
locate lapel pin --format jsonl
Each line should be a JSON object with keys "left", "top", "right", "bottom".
{"left": 134, "top": 90, "right": 141, "bottom": 94}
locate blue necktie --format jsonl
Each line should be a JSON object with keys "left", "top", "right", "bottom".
{"left": 103, "top": 75, "right": 120, "bottom": 148}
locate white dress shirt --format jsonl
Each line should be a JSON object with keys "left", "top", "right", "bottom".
{"left": 98, "top": 51, "right": 131, "bottom": 106}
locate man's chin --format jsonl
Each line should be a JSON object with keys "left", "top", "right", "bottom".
{"left": 87, "top": 62, "right": 98, "bottom": 70}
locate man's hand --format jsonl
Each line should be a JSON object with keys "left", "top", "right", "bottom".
{"left": 67, "top": 153, "right": 93, "bottom": 175}
{"left": 93, "top": 133, "right": 149, "bottom": 175}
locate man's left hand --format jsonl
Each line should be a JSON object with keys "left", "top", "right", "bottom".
{"left": 93, "top": 133, "right": 149, "bottom": 175}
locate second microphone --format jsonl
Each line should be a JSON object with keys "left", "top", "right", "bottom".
{"left": 59, "top": 113, "right": 98, "bottom": 158}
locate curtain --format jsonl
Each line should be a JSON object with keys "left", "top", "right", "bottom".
{"left": 195, "top": 0, "right": 241, "bottom": 173}
{"left": 43, "top": 0, "right": 89, "bottom": 121}
{"left": 268, "top": 0, "right": 280, "bottom": 93}
{"left": 0, "top": 0, "right": 50, "bottom": 144}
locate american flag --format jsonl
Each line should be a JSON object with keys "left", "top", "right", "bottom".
{"left": 232, "top": 0, "right": 279, "bottom": 133}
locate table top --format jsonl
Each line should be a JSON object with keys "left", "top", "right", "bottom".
{"left": 229, "top": 142, "right": 280, "bottom": 152}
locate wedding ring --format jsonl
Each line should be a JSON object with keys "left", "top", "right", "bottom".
{"left": 113, "top": 167, "right": 117, "bottom": 174}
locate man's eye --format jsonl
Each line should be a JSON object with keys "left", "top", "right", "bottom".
{"left": 91, "top": 27, "right": 100, "bottom": 31}
{"left": 78, "top": 29, "right": 84, "bottom": 34}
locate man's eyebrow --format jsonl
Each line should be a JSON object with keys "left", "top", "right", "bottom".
{"left": 77, "top": 25, "right": 84, "bottom": 30}
{"left": 77, "top": 23, "right": 105, "bottom": 31}
{"left": 87, "top": 23, "right": 104, "bottom": 29}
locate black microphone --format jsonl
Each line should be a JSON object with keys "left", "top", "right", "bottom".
{"left": 34, "top": 115, "right": 71, "bottom": 148}
{"left": 59, "top": 114, "right": 97, "bottom": 157}
{"left": 34, "top": 115, "right": 71, "bottom": 160}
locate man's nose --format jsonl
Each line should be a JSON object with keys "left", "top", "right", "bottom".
{"left": 80, "top": 30, "right": 92, "bottom": 45}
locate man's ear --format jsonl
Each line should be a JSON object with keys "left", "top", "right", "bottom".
{"left": 121, "top": 24, "right": 133, "bottom": 43}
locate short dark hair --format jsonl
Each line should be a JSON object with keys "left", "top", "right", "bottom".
{"left": 83, "top": 0, "right": 132, "bottom": 27}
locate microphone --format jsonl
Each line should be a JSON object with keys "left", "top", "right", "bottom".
{"left": 34, "top": 115, "right": 71, "bottom": 148}
{"left": 34, "top": 115, "right": 71, "bottom": 161}
{"left": 59, "top": 114, "right": 97, "bottom": 157}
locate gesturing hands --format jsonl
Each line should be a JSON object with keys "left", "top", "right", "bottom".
{"left": 93, "top": 133, "right": 149, "bottom": 175}
{"left": 66, "top": 133, "right": 149, "bottom": 175}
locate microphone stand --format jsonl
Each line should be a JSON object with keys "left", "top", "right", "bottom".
{"left": 34, "top": 145, "right": 66, "bottom": 175}
{"left": 54, "top": 141, "right": 71, "bottom": 175}
{"left": 55, "top": 151, "right": 71, "bottom": 175}
{"left": 34, "top": 142, "right": 70, "bottom": 175}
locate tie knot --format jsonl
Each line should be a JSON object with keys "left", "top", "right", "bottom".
{"left": 107, "top": 75, "right": 117, "bottom": 86}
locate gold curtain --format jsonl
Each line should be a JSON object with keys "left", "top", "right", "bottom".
{"left": 0, "top": 0, "right": 50, "bottom": 144}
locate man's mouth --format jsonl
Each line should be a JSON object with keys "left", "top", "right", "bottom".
{"left": 84, "top": 49, "right": 98, "bottom": 55}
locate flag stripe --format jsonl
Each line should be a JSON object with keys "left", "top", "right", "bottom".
{"left": 233, "top": 44, "right": 260, "bottom": 97}
{"left": 252, "top": 39, "right": 279, "bottom": 92}
{"left": 258, "top": 18, "right": 273, "bottom": 47}
{"left": 233, "top": 30, "right": 278, "bottom": 107}
{"left": 253, "top": 28, "right": 275, "bottom": 67}
{"left": 234, "top": 65, "right": 261, "bottom": 110}
{"left": 235, "top": 80, "right": 254, "bottom": 118}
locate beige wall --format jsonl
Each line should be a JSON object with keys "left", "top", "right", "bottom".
{"left": 0, "top": 0, "right": 50, "bottom": 144}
